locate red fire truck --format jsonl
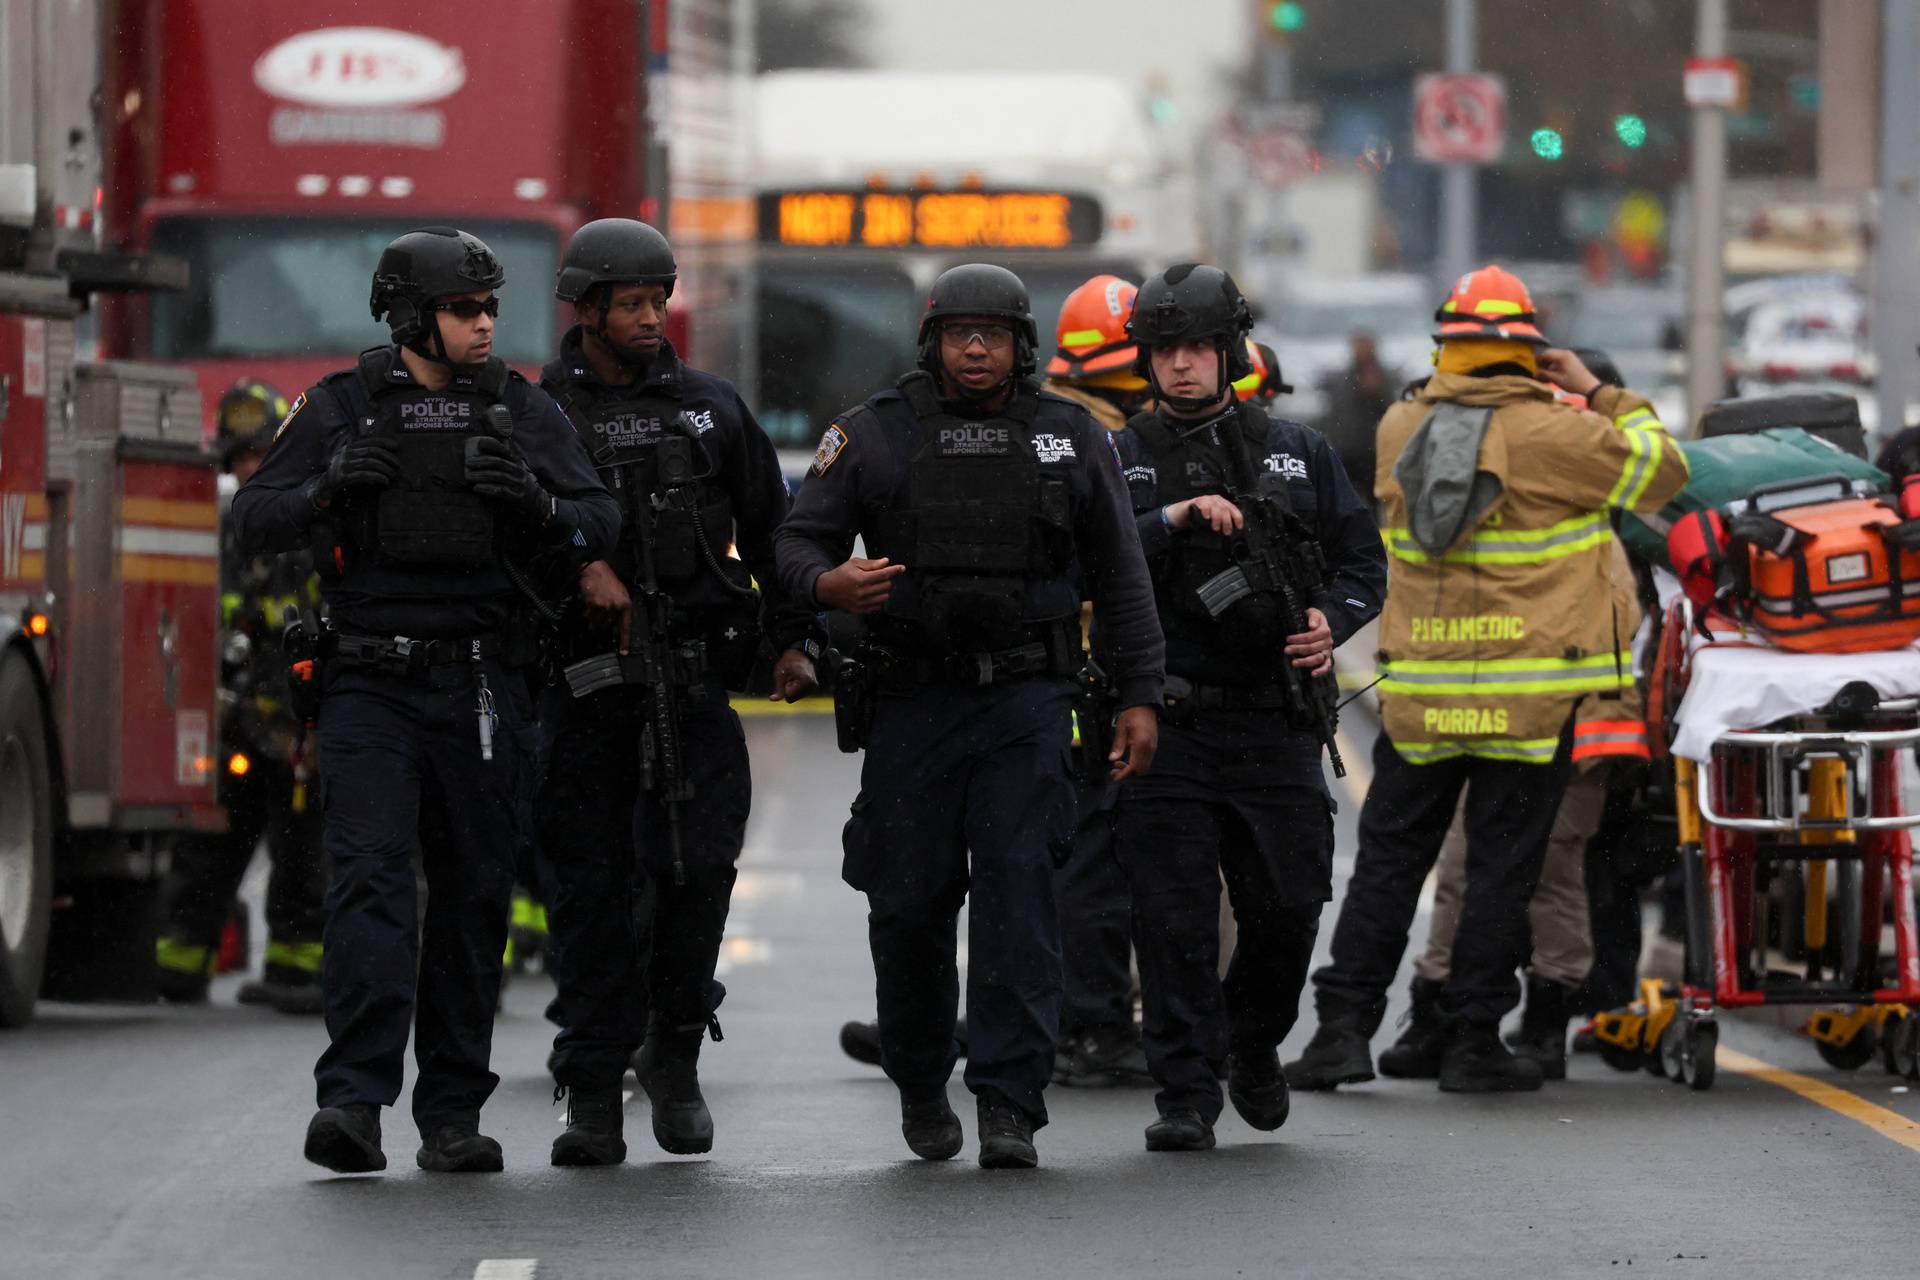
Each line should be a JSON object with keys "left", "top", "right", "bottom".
{"left": 97, "top": 0, "right": 756, "bottom": 426}
{"left": 2, "top": 0, "right": 219, "bottom": 1026}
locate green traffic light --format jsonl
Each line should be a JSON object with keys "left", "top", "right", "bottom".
{"left": 1530, "top": 127, "right": 1564, "bottom": 161}
{"left": 1270, "top": 2, "right": 1306, "bottom": 33}
{"left": 1614, "top": 114, "right": 1647, "bottom": 148}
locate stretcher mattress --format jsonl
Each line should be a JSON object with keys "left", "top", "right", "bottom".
{"left": 1670, "top": 626, "right": 1920, "bottom": 762}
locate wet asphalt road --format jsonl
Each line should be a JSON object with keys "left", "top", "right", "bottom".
{"left": 4, "top": 705, "right": 1919, "bottom": 1279}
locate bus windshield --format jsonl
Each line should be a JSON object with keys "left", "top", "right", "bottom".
{"left": 147, "top": 217, "right": 559, "bottom": 365}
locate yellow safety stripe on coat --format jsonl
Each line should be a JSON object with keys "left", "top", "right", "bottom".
{"left": 1380, "top": 650, "right": 1631, "bottom": 697}
{"left": 1606, "top": 417, "right": 1667, "bottom": 511}
{"left": 1384, "top": 510, "right": 1612, "bottom": 565}
{"left": 264, "top": 939, "right": 323, "bottom": 973}
{"left": 1395, "top": 736, "right": 1564, "bottom": 764}
{"left": 1614, "top": 407, "right": 1660, "bottom": 431}
{"left": 155, "top": 937, "right": 215, "bottom": 976}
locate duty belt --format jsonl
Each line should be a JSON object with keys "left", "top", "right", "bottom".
{"left": 881, "top": 621, "right": 1078, "bottom": 690}
{"left": 329, "top": 630, "right": 510, "bottom": 679}
{"left": 1163, "top": 676, "right": 1300, "bottom": 712}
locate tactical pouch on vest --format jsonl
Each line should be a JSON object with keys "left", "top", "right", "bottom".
{"left": 828, "top": 649, "right": 878, "bottom": 753}
{"left": 354, "top": 351, "right": 505, "bottom": 569}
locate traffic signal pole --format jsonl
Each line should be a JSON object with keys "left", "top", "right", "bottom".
{"left": 1875, "top": 0, "right": 1920, "bottom": 442}
{"left": 1436, "top": 0, "right": 1477, "bottom": 290}
{"left": 1684, "top": 0, "right": 1730, "bottom": 429}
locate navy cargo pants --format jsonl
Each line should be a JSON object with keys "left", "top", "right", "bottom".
{"left": 312, "top": 658, "right": 534, "bottom": 1135}
{"left": 539, "top": 679, "right": 749, "bottom": 1090}
{"left": 1056, "top": 779, "right": 1133, "bottom": 1042}
{"left": 842, "top": 678, "right": 1078, "bottom": 1125}
{"left": 1116, "top": 710, "right": 1333, "bottom": 1123}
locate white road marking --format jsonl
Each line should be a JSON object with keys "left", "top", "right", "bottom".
{"left": 474, "top": 1261, "right": 538, "bottom": 1280}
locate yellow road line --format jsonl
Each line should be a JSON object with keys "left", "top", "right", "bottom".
{"left": 1720, "top": 1046, "right": 1920, "bottom": 1156}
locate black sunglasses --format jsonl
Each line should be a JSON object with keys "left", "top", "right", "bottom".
{"left": 433, "top": 297, "right": 500, "bottom": 320}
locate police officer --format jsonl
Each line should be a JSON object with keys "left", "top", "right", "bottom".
{"left": 536, "top": 219, "right": 821, "bottom": 1167}
{"left": 1113, "top": 265, "right": 1385, "bottom": 1150}
{"left": 156, "top": 381, "right": 328, "bottom": 1014}
{"left": 775, "top": 263, "right": 1165, "bottom": 1170}
{"left": 233, "top": 227, "right": 620, "bottom": 1174}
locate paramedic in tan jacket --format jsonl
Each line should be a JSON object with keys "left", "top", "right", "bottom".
{"left": 1285, "top": 265, "right": 1689, "bottom": 1095}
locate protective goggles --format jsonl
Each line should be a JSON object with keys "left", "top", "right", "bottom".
{"left": 432, "top": 296, "right": 500, "bottom": 321}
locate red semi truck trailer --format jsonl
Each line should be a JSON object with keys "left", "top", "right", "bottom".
{"left": 98, "top": 0, "right": 756, "bottom": 428}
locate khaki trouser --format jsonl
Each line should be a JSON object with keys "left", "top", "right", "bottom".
{"left": 1413, "top": 765, "right": 1608, "bottom": 988}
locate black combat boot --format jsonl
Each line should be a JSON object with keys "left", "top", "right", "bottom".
{"left": 1282, "top": 1016, "right": 1375, "bottom": 1091}
{"left": 416, "top": 1124, "right": 505, "bottom": 1172}
{"left": 1144, "top": 1108, "right": 1216, "bottom": 1152}
{"left": 900, "top": 1090, "right": 964, "bottom": 1161}
{"left": 303, "top": 1104, "right": 385, "bottom": 1173}
{"left": 1059, "top": 1024, "right": 1153, "bottom": 1089}
{"left": 1438, "top": 1021, "right": 1545, "bottom": 1094}
{"left": 839, "top": 1020, "right": 883, "bottom": 1067}
{"left": 634, "top": 1014, "right": 717, "bottom": 1155}
{"left": 1506, "top": 975, "right": 1574, "bottom": 1081}
{"left": 1376, "top": 977, "right": 1447, "bottom": 1080}
{"left": 975, "top": 1093, "right": 1038, "bottom": 1170}
{"left": 1227, "top": 1046, "right": 1291, "bottom": 1130}
{"left": 551, "top": 1085, "right": 627, "bottom": 1167}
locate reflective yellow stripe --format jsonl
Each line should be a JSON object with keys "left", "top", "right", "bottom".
{"left": 264, "top": 939, "right": 323, "bottom": 973}
{"left": 1060, "top": 328, "right": 1110, "bottom": 348}
{"left": 1231, "top": 369, "right": 1262, "bottom": 393}
{"left": 510, "top": 893, "right": 536, "bottom": 929}
{"left": 1614, "top": 407, "right": 1659, "bottom": 431}
{"left": 155, "top": 937, "right": 215, "bottom": 977}
{"left": 1384, "top": 511, "right": 1611, "bottom": 565}
{"left": 1622, "top": 424, "right": 1666, "bottom": 509}
{"left": 1380, "top": 651, "right": 1631, "bottom": 697}
{"left": 528, "top": 903, "right": 549, "bottom": 936}
{"left": 1396, "top": 736, "right": 1564, "bottom": 764}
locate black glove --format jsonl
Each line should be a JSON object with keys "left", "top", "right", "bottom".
{"left": 465, "top": 435, "right": 552, "bottom": 521}
{"left": 305, "top": 438, "right": 399, "bottom": 510}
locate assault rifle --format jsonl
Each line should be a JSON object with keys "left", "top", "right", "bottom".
{"left": 561, "top": 414, "right": 709, "bottom": 885}
{"left": 1196, "top": 422, "right": 1347, "bottom": 778}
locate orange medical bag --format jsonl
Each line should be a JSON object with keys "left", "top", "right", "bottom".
{"left": 1722, "top": 479, "right": 1920, "bottom": 653}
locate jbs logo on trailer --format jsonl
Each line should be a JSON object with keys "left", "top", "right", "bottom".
{"left": 254, "top": 27, "right": 465, "bottom": 149}
{"left": 938, "top": 424, "right": 1012, "bottom": 456}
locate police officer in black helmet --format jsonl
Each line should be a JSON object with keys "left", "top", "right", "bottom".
{"left": 233, "top": 226, "right": 619, "bottom": 1175}
{"left": 1112, "top": 265, "right": 1384, "bottom": 1151}
{"left": 775, "top": 263, "right": 1165, "bottom": 1169}
{"left": 537, "top": 218, "right": 822, "bottom": 1166}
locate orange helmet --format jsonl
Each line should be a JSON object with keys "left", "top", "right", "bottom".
{"left": 1047, "top": 274, "right": 1140, "bottom": 379}
{"left": 1232, "top": 339, "right": 1291, "bottom": 401}
{"left": 1433, "top": 265, "right": 1547, "bottom": 345}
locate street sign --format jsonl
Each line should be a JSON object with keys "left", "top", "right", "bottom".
{"left": 1684, "top": 56, "right": 1745, "bottom": 109}
{"left": 1244, "top": 127, "right": 1318, "bottom": 187}
{"left": 1413, "top": 73, "right": 1506, "bottom": 164}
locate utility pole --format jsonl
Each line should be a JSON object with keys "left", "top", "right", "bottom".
{"left": 1684, "top": 0, "right": 1730, "bottom": 428}
{"left": 1436, "top": 0, "right": 1477, "bottom": 290}
{"left": 1876, "top": 0, "right": 1920, "bottom": 441}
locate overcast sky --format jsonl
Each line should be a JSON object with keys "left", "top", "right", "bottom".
{"left": 858, "top": 0, "right": 1250, "bottom": 149}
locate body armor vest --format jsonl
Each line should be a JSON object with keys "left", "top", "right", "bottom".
{"left": 551, "top": 380, "right": 737, "bottom": 590}
{"left": 872, "top": 373, "right": 1075, "bottom": 651}
{"left": 1130, "top": 408, "right": 1289, "bottom": 653}
{"left": 349, "top": 349, "right": 506, "bottom": 568}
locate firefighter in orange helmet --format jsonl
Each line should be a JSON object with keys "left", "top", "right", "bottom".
{"left": 1044, "top": 274, "right": 1153, "bottom": 431}
{"left": 1232, "top": 339, "right": 1288, "bottom": 404}
{"left": 1287, "top": 265, "right": 1687, "bottom": 1095}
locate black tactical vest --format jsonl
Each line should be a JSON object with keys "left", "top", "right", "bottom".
{"left": 1129, "top": 408, "right": 1289, "bottom": 651}
{"left": 550, "top": 380, "right": 735, "bottom": 588}
{"left": 348, "top": 349, "right": 507, "bottom": 569}
{"left": 872, "top": 372, "right": 1075, "bottom": 651}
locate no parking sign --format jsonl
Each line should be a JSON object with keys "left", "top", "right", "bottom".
{"left": 1412, "top": 73, "right": 1506, "bottom": 165}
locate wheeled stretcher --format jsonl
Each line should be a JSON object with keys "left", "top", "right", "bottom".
{"left": 1592, "top": 599, "right": 1920, "bottom": 1088}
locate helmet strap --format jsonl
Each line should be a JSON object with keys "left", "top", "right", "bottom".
{"left": 1147, "top": 340, "right": 1234, "bottom": 417}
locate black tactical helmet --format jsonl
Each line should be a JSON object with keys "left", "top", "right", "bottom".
{"left": 369, "top": 226, "right": 505, "bottom": 348}
{"left": 1126, "top": 264, "right": 1256, "bottom": 385}
{"left": 916, "top": 263, "right": 1040, "bottom": 380}
{"left": 555, "top": 218, "right": 677, "bottom": 304}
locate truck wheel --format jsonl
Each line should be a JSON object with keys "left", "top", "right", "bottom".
{"left": 0, "top": 653, "right": 54, "bottom": 1028}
